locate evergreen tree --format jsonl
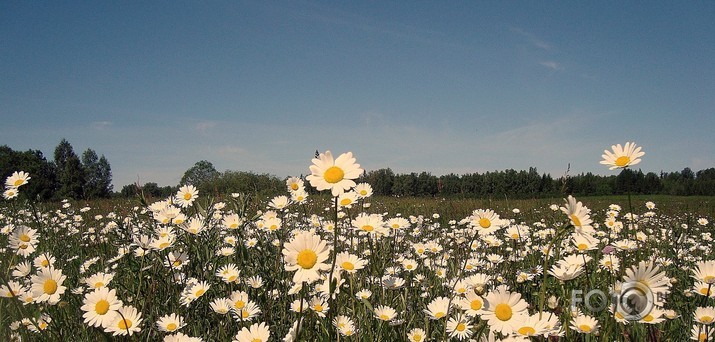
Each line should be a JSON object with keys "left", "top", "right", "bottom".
{"left": 82, "top": 149, "right": 113, "bottom": 199}
{"left": 54, "top": 139, "right": 85, "bottom": 199}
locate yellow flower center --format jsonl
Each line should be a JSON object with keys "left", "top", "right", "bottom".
{"left": 324, "top": 166, "right": 345, "bottom": 184}
{"left": 43, "top": 279, "right": 58, "bottom": 294}
{"left": 699, "top": 332, "right": 708, "bottom": 342}
{"left": 95, "top": 299, "right": 110, "bottom": 315}
{"left": 118, "top": 318, "right": 132, "bottom": 330}
{"left": 406, "top": 264, "right": 413, "bottom": 270}
{"left": 470, "top": 300, "right": 482, "bottom": 310}
{"left": 642, "top": 314, "right": 654, "bottom": 322}
{"left": 227, "top": 275, "right": 237, "bottom": 282}
{"left": 297, "top": 249, "right": 318, "bottom": 269}
{"left": 195, "top": 289, "right": 205, "bottom": 297}
{"left": 413, "top": 335, "right": 422, "bottom": 342}
{"left": 379, "top": 314, "right": 389, "bottom": 320}
{"left": 615, "top": 312, "right": 624, "bottom": 319}
{"left": 95, "top": 282, "right": 104, "bottom": 288}
{"left": 291, "top": 183, "right": 299, "bottom": 191}
{"left": 478, "top": 218, "right": 491, "bottom": 228}
{"left": 340, "top": 199, "right": 352, "bottom": 206}
{"left": 159, "top": 242, "right": 170, "bottom": 249}
{"left": 615, "top": 156, "right": 630, "bottom": 167}
{"left": 701, "top": 316, "right": 713, "bottom": 324}
{"left": 14, "top": 179, "right": 24, "bottom": 186}
{"left": 20, "top": 234, "right": 31, "bottom": 242}
{"left": 434, "top": 312, "right": 445, "bottom": 319}
{"left": 252, "top": 339, "right": 262, "bottom": 342}
{"left": 235, "top": 300, "right": 245, "bottom": 309}
{"left": 360, "top": 190, "right": 367, "bottom": 196}
{"left": 704, "top": 275, "right": 715, "bottom": 283}
{"left": 511, "top": 234, "right": 519, "bottom": 239}
{"left": 242, "top": 310, "right": 250, "bottom": 318}
{"left": 518, "top": 326, "right": 536, "bottom": 336}
{"left": 166, "top": 323, "right": 177, "bottom": 331}
{"left": 183, "top": 193, "right": 192, "bottom": 200}
{"left": 230, "top": 223, "right": 238, "bottom": 229}
{"left": 362, "top": 225, "right": 374, "bottom": 232}
{"left": 495, "top": 303, "right": 512, "bottom": 321}
{"left": 570, "top": 215, "right": 582, "bottom": 227}
{"left": 173, "top": 261, "right": 182, "bottom": 267}
{"left": 313, "top": 304, "right": 323, "bottom": 312}
{"left": 579, "top": 324, "right": 592, "bottom": 333}
{"left": 456, "top": 323, "right": 466, "bottom": 331}
{"left": 41, "top": 260, "right": 49, "bottom": 267}
{"left": 578, "top": 243, "right": 588, "bottom": 250}
{"left": 341, "top": 262, "right": 355, "bottom": 271}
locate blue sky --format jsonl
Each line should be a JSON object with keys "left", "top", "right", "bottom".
{"left": 2, "top": 1, "right": 714, "bottom": 188}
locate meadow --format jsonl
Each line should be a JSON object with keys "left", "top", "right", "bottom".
{"left": 1, "top": 146, "right": 714, "bottom": 341}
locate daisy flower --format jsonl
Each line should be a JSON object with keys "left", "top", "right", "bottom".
{"left": 352, "top": 213, "right": 387, "bottom": 236}
{"left": 570, "top": 314, "right": 599, "bottom": 334}
{"left": 694, "top": 307, "right": 715, "bottom": 325}
{"left": 81, "top": 287, "right": 122, "bottom": 328}
{"left": 30, "top": 267, "right": 67, "bottom": 305}
{"left": 560, "top": 196, "right": 594, "bottom": 235}
{"left": 336, "top": 252, "right": 367, "bottom": 274}
{"left": 306, "top": 151, "right": 363, "bottom": 196}
{"left": 424, "top": 297, "right": 451, "bottom": 320}
{"left": 407, "top": 328, "right": 426, "bottom": 342}
{"left": 85, "top": 272, "right": 114, "bottom": 289}
{"left": 693, "top": 260, "right": 715, "bottom": 285}
{"left": 5, "top": 171, "right": 30, "bottom": 188}
{"left": 164, "top": 332, "right": 203, "bottom": 342}
{"left": 233, "top": 322, "right": 270, "bottom": 342}
{"left": 600, "top": 142, "right": 645, "bottom": 170}
{"left": 156, "top": 313, "right": 185, "bottom": 333}
{"left": 481, "top": 286, "right": 529, "bottom": 335}
{"left": 513, "top": 313, "right": 549, "bottom": 337}
{"left": 0, "top": 281, "right": 23, "bottom": 298}
{"left": 458, "top": 291, "right": 485, "bottom": 316}
{"left": 175, "top": 185, "right": 199, "bottom": 208}
{"left": 374, "top": 305, "right": 397, "bottom": 321}
{"left": 3, "top": 187, "right": 19, "bottom": 199}
{"left": 355, "top": 183, "right": 373, "bottom": 198}
{"left": 337, "top": 191, "right": 358, "bottom": 208}
{"left": 282, "top": 231, "right": 331, "bottom": 284}
{"left": 446, "top": 316, "right": 472, "bottom": 340}
{"left": 105, "top": 305, "right": 143, "bottom": 336}
{"left": 210, "top": 297, "right": 233, "bottom": 315}
{"left": 469, "top": 209, "right": 503, "bottom": 235}
{"left": 286, "top": 177, "right": 304, "bottom": 192}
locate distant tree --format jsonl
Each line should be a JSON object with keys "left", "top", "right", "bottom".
{"left": 82, "top": 149, "right": 113, "bottom": 199}
{"left": 0, "top": 146, "right": 57, "bottom": 200}
{"left": 361, "top": 168, "right": 395, "bottom": 196}
{"left": 181, "top": 160, "right": 219, "bottom": 193}
{"left": 54, "top": 139, "right": 85, "bottom": 199}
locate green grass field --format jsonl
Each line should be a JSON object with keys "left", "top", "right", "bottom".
{"left": 1, "top": 182, "right": 714, "bottom": 341}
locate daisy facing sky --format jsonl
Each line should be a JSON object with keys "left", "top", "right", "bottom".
{"left": 306, "top": 151, "right": 363, "bottom": 197}
{"left": 600, "top": 142, "right": 645, "bottom": 170}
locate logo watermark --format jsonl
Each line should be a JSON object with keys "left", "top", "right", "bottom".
{"left": 571, "top": 281, "right": 662, "bottom": 321}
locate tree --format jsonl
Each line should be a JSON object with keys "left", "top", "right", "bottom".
{"left": 0, "top": 146, "right": 57, "bottom": 200}
{"left": 82, "top": 149, "right": 113, "bottom": 199}
{"left": 54, "top": 139, "right": 85, "bottom": 199}
{"left": 181, "top": 160, "right": 219, "bottom": 192}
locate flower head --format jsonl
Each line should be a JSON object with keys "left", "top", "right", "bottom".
{"left": 306, "top": 151, "right": 363, "bottom": 196}
{"left": 600, "top": 142, "right": 644, "bottom": 170}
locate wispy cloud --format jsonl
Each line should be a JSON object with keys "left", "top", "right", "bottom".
{"left": 90, "top": 121, "right": 112, "bottom": 130}
{"left": 195, "top": 121, "right": 217, "bottom": 135}
{"left": 539, "top": 61, "right": 563, "bottom": 71}
{"left": 510, "top": 26, "right": 552, "bottom": 50}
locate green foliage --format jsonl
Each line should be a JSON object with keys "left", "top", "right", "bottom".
{"left": 0, "top": 145, "right": 57, "bottom": 200}
{"left": 54, "top": 139, "right": 86, "bottom": 200}
{"left": 82, "top": 149, "right": 113, "bottom": 199}
{"left": 180, "top": 160, "right": 219, "bottom": 192}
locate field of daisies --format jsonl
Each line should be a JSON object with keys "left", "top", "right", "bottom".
{"left": 1, "top": 142, "right": 714, "bottom": 342}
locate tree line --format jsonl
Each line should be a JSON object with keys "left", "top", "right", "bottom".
{"left": 359, "top": 167, "right": 715, "bottom": 198}
{"left": 0, "top": 139, "right": 113, "bottom": 201}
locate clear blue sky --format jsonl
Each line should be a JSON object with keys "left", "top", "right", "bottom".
{"left": 2, "top": 1, "right": 714, "bottom": 187}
